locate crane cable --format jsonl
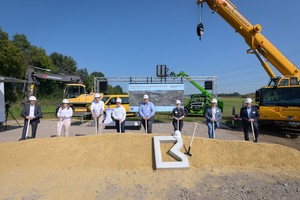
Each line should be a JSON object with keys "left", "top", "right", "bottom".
{"left": 196, "top": 2, "right": 204, "bottom": 40}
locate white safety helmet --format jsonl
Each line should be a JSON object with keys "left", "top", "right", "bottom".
{"left": 173, "top": 130, "right": 182, "bottom": 139}
{"left": 94, "top": 93, "right": 101, "bottom": 98}
{"left": 116, "top": 98, "right": 122, "bottom": 103}
{"left": 143, "top": 94, "right": 149, "bottom": 99}
{"left": 211, "top": 98, "right": 217, "bottom": 103}
{"left": 245, "top": 98, "right": 252, "bottom": 103}
{"left": 176, "top": 100, "right": 181, "bottom": 104}
{"left": 62, "top": 99, "right": 69, "bottom": 104}
{"left": 28, "top": 96, "right": 37, "bottom": 101}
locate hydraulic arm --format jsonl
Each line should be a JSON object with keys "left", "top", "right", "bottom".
{"left": 197, "top": 0, "right": 299, "bottom": 78}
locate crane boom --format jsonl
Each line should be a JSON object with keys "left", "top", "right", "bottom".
{"left": 197, "top": 0, "right": 299, "bottom": 78}
{"left": 196, "top": 0, "right": 300, "bottom": 127}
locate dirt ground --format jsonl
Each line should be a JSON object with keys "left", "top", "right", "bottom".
{"left": 0, "top": 119, "right": 299, "bottom": 200}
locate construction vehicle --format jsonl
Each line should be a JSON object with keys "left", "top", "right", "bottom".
{"left": 197, "top": 0, "right": 300, "bottom": 127}
{"left": 101, "top": 94, "right": 135, "bottom": 116}
{"left": 171, "top": 71, "right": 223, "bottom": 116}
{"left": 25, "top": 66, "right": 97, "bottom": 115}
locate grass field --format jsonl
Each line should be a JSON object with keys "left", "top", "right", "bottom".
{"left": 5, "top": 97, "right": 248, "bottom": 125}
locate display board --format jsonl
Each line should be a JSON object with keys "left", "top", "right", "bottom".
{"left": 128, "top": 83, "right": 184, "bottom": 112}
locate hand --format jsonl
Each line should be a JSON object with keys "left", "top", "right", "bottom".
{"left": 248, "top": 118, "right": 255, "bottom": 122}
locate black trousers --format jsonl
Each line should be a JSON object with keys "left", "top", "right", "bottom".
{"left": 172, "top": 120, "right": 183, "bottom": 132}
{"left": 141, "top": 116, "right": 154, "bottom": 133}
{"left": 21, "top": 119, "right": 39, "bottom": 140}
{"left": 242, "top": 121, "right": 258, "bottom": 142}
{"left": 115, "top": 120, "right": 125, "bottom": 133}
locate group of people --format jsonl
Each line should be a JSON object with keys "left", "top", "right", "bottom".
{"left": 20, "top": 94, "right": 259, "bottom": 143}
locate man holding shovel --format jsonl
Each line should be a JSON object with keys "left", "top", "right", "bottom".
{"left": 240, "top": 98, "right": 259, "bottom": 143}
{"left": 20, "top": 96, "right": 42, "bottom": 140}
{"left": 91, "top": 93, "right": 105, "bottom": 134}
{"left": 112, "top": 98, "right": 126, "bottom": 133}
{"left": 139, "top": 94, "right": 155, "bottom": 134}
{"left": 204, "top": 98, "right": 222, "bottom": 139}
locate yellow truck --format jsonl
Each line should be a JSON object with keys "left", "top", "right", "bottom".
{"left": 101, "top": 94, "right": 135, "bottom": 116}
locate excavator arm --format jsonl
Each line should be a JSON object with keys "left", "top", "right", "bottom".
{"left": 25, "top": 66, "right": 82, "bottom": 97}
{"left": 197, "top": 0, "right": 299, "bottom": 78}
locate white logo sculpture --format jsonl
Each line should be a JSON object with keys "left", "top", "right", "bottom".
{"left": 153, "top": 136, "right": 190, "bottom": 170}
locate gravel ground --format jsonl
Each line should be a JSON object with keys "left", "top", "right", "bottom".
{"left": 1, "top": 118, "right": 299, "bottom": 151}
{"left": 0, "top": 119, "right": 299, "bottom": 200}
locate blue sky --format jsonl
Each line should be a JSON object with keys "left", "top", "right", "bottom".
{"left": 1, "top": 0, "right": 299, "bottom": 94}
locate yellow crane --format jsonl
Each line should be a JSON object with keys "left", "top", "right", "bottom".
{"left": 197, "top": 0, "right": 300, "bottom": 127}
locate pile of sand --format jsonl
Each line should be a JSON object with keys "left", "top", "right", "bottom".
{"left": 0, "top": 134, "right": 299, "bottom": 199}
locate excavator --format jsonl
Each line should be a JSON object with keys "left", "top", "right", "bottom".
{"left": 25, "top": 66, "right": 97, "bottom": 115}
{"left": 196, "top": 0, "right": 300, "bottom": 127}
{"left": 171, "top": 71, "right": 223, "bottom": 116}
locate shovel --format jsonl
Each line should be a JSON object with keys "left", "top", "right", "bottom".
{"left": 212, "top": 121, "right": 215, "bottom": 139}
{"left": 145, "top": 118, "right": 148, "bottom": 134}
{"left": 185, "top": 122, "right": 198, "bottom": 157}
{"left": 25, "top": 119, "right": 31, "bottom": 138}
{"left": 250, "top": 121, "right": 256, "bottom": 142}
{"left": 95, "top": 116, "right": 98, "bottom": 134}
{"left": 57, "top": 118, "right": 62, "bottom": 136}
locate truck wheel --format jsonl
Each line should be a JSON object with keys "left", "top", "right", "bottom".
{"left": 184, "top": 108, "right": 189, "bottom": 116}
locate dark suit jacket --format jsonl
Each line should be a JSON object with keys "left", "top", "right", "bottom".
{"left": 240, "top": 106, "right": 259, "bottom": 125}
{"left": 21, "top": 104, "right": 43, "bottom": 123}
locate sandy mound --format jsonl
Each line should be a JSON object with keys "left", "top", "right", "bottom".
{"left": 0, "top": 134, "right": 299, "bottom": 199}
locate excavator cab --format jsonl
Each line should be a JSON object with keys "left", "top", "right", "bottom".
{"left": 64, "top": 84, "right": 87, "bottom": 99}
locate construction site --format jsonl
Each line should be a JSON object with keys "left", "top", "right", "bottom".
{"left": 0, "top": 0, "right": 299, "bottom": 199}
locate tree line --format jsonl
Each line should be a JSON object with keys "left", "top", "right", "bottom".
{"left": 0, "top": 28, "right": 123, "bottom": 102}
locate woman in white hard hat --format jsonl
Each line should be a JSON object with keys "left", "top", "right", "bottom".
{"left": 112, "top": 98, "right": 126, "bottom": 133}
{"left": 20, "top": 96, "right": 43, "bottom": 140}
{"left": 56, "top": 99, "right": 73, "bottom": 137}
{"left": 91, "top": 93, "right": 105, "bottom": 134}
{"left": 172, "top": 100, "right": 186, "bottom": 132}
{"left": 204, "top": 98, "right": 222, "bottom": 139}
{"left": 240, "top": 98, "right": 259, "bottom": 142}
{"left": 139, "top": 94, "right": 155, "bottom": 134}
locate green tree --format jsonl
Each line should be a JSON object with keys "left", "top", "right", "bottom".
{"left": 50, "top": 52, "right": 77, "bottom": 74}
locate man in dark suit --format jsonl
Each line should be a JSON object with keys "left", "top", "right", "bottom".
{"left": 240, "top": 98, "right": 259, "bottom": 142}
{"left": 20, "top": 96, "right": 42, "bottom": 140}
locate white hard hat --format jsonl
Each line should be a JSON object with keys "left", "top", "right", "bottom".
{"left": 211, "top": 98, "right": 217, "bottom": 103}
{"left": 143, "top": 94, "right": 149, "bottom": 99}
{"left": 62, "top": 99, "right": 69, "bottom": 104}
{"left": 176, "top": 100, "right": 181, "bottom": 104}
{"left": 116, "top": 98, "right": 122, "bottom": 103}
{"left": 245, "top": 98, "right": 252, "bottom": 103}
{"left": 173, "top": 130, "right": 182, "bottom": 139}
{"left": 28, "top": 96, "right": 37, "bottom": 101}
{"left": 94, "top": 93, "right": 101, "bottom": 98}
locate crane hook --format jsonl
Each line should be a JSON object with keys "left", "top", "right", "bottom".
{"left": 196, "top": 22, "right": 204, "bottom": 40}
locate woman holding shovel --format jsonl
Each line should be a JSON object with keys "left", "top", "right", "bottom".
{"left": 240, "top": 98, "right": 259, "bottom": 143}
{"left": 172, "top": 100, "right": 186, "bottom": 132}
{"left": 204, "top": 98, "right": 222, "bottom": 139}
{"left": 56, "top": 99, "right": 73, "bottom": 137}
{"left": 112, "top": 98, "right": 126, "bottom": 133}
